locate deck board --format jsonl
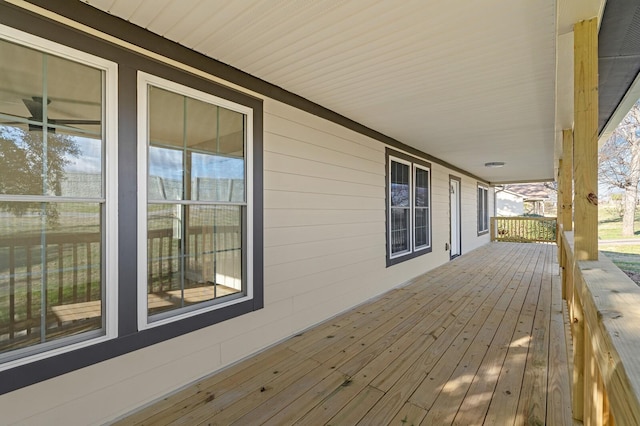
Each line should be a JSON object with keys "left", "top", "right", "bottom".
{"left": 116, "top": 242, "right": 572, "bottom": 425}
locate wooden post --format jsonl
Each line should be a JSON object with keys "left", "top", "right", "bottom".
{"left": 573, "top": 18, "right": 598, "bottom": 261}
{"left": 490, "top": 217, "right": 495, "bottom": 241}
{"left": 562, "top": 129, "right": 574, "bottom": 232}
{"left": 573, "top": 265, "right": 585, "bottom": 421}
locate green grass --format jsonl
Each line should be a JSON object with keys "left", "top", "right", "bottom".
{"left": 597, "top": 207, "right": 640, "bottom": 283}
{"left": 598, "top": 206, "right": 640, "bottom": 240}
{"left": 600, "top": 245, "right": 640, "bottom": 275}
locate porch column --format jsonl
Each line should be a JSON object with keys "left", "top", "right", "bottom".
{"left": 573, "top": 18, "right": 598, "bottom": 261}
{"left": 572, "top": 17, "right": 598, "bottom": 423}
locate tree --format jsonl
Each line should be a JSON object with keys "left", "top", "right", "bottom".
{"left": 599, "top": 100, "right": 640, "bottom": 237}
{"left": 0, "top": 126, "right": 79, "bottom": 223}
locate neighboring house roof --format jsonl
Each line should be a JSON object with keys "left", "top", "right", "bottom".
{"left": 503, "top": 183, "right": 555, "bottom": 201}
{"left": 496, "top": 189, "right": 527, "bottom": 200}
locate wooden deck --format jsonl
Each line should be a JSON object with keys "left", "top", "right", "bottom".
{"left": 118, "top": 242, "right": 572, "bottom": 425}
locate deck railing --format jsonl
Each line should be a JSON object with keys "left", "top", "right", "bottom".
{"left": 0, "top": 226, "right": 240, "bottom": 352}
{"left": 490, "top": 216, "right": 557, "bottom": 243}
{"left": 559, "top": 228, "right": 640, "bottom": 425}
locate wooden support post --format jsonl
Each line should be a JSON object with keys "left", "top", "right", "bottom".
{"left": 573, "top": 18, "right": 598, "bottom": 261}
{"left": 562, "top": 129, "right": 574, "bottom": 232}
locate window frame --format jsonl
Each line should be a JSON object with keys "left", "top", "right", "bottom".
{"left": 413, "top": 164, "right": 432, "bottom": 252}
{"left": 386, "top": 148, "right": 432, "bottom": 267}
{"left": 0, "top": 24, "right": 118, "bottom": 371}
{"left": 136, "top": 71, "right": 254, "bottom": 330}
{"left": 478, "top": 184, "right": 490, "bottom": 235}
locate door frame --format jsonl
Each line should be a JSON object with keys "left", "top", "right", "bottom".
{"left": 449, "top": 175, "right": 462, "bottom": 259}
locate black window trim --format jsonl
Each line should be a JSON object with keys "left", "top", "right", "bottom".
{"left": 385, "top": 148, "right": 432, "bottom": 267}
{"left": 0, "top": 6, "right": 264, "bottom": 395}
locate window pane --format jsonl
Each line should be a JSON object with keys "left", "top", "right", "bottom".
{"left": 390, "top": 208, "right": 410, "bottom": 255}
{"left": 478, "top": 187, "right": 489, "bottom": 232}
{"left": 186, "top": 97, "right": 217, "bottom": 153}
{"left": 0, "top": 202, "right": 103, "bottom": 356}
{"left": 148, "top": 146, "right": 183, "bottom": 201}
{"left": 147, "top": 204, "right": 243, "bottom": 318}
{"left": 415, "top": 168, "right": 429, "bottom": 207}
{"left": 57, "top": 130, "right": 103, "bottom": 198}
{"left": 218, "top": 107, "right": 244, "bottom": 156}
{"left": 0, "top": 126, "right": 104, "bottom": 197}
{"left": 390, "top": 161, "right": 410, "bottom": 207}
{"left": 149, "top": 86, "right": 184, "bottom": 148}
{"left": 478, "top": 188, "right": 483, "bottom": 230}
{"left": 46, "top": 54, "right": 102, "bottom": 136}
{"left": 483, "top": 189, "right": 489, "bottom": 230}
{"left": 183, "top": 205, "right": 242, "bottom": 305}
{"left": 0, "top": 39, "right": 43, "bottom": 123}
{"left": 147, "top": 203, "right": 182, "bottom": 315}
{"left": 189, "top": 152, "right": 245, "bottom": 202}
{"left": 0, "top": 42, "right": 104, "bottom": 198}
{"left": 415, "top": 207, "right": 429, "bottom": 248}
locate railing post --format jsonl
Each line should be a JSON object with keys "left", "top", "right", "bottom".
{"left": 561, "top": 130, "right": 574, "bottom": 232}
{"left": 490, "top": 217, "right": 495, "bottom": 241}
{"left": 573, "top": 262, "right": 585, "bottom": 421}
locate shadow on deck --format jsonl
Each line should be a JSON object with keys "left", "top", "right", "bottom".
{"left": 117, "top": 242, "right": 572, "bottom": 425}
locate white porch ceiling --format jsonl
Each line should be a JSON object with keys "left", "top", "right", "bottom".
{"left": 80, "top": 0, "right": 604, "bottom": 183}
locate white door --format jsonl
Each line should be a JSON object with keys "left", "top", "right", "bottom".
{"left": 450, "top": 178, "right": 461, "bottom": 258}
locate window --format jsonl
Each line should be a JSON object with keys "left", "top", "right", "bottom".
{"left": 478, "top": 185, "right": 489, "bottom": 234}
{"left": 0, "top": 27, "right": 117, "bottom": 366}
{"left": 138, "top": 73, "right": 253, "bottom": 328}
{"left": 386, "top": 149, "right": 431, "bottom": 266}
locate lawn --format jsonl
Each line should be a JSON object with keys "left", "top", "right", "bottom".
{"left": 598, "top": 206, "right": 640, "bottom": 240}
{"left": 598, "top": 206, "right": 640, "bottom": 284}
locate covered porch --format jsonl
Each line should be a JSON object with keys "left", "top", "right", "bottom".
{"left": 117, "top": 242, "right": 571, "bottom": 425}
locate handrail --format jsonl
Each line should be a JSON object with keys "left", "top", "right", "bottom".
{"left": 490, "top": 216, "right": 557, "bottom": 243}
{"left": 560, "top": 227, "right": 640, "bottom": 425}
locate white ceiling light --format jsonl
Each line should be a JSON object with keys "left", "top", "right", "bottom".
{"left": 484, "top": 162, "right": 506, "bottom": 168}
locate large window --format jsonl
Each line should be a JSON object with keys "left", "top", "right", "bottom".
{"left": 0, "top": 29, "right": 117, "bottom": 365}
{"left": 386, "top": 149, "right": 431, "bottom": 266}
{"left": 478, "top": 185, "right": 489, "bottom": 234}
{"left": 138, "top": 73, "right": 253, "bottom": 328}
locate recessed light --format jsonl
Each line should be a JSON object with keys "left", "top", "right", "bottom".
{"left": 484, "top": 162, "right": 505, "bottom": 168}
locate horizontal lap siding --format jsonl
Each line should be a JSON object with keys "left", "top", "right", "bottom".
{"left": 0, "top": 101, "right": 492, "bottom": 425}
{"left": 264, "top": 100, "right": 387, "bottom": 331}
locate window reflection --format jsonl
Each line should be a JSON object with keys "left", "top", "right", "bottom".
{"left": 0, "top": 37, "right": 106, "bottom": 358}
{"left": 146, "top": 83, "right": 247, "bottom": 320}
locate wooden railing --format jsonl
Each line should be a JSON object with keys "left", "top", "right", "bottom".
{"left": 0, "top": 226, "right": 240, "bottom": 352}
{"left": 559, "top": 228, "right": 640, "bottom": 425}
{"left": 490, "top": 216, "right": 557, "bottom": 243}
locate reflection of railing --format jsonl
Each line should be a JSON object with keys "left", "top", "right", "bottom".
{"left": 490, "top": 216, "right": 557, "bottom": 243}
{"left": 0, "top": 232, "right": 101, "bottom": 350}
{"left": 1, "top": 226, "right": 241, "bottom": 352}
{"left": 559, "top": 228, "right": 640, "bottom": 424}
{"left": 147, "top": 225, "right": 241, "bottom": 292}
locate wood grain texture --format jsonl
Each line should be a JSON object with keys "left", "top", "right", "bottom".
{"left": 117, "top": 243, "right": 572, "bottom": 425}
{"left": 573, "top": 18, "right": 598, "bottom": 261}
{"left": 561, "top": 129, "right": 573, "bottom": 232}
